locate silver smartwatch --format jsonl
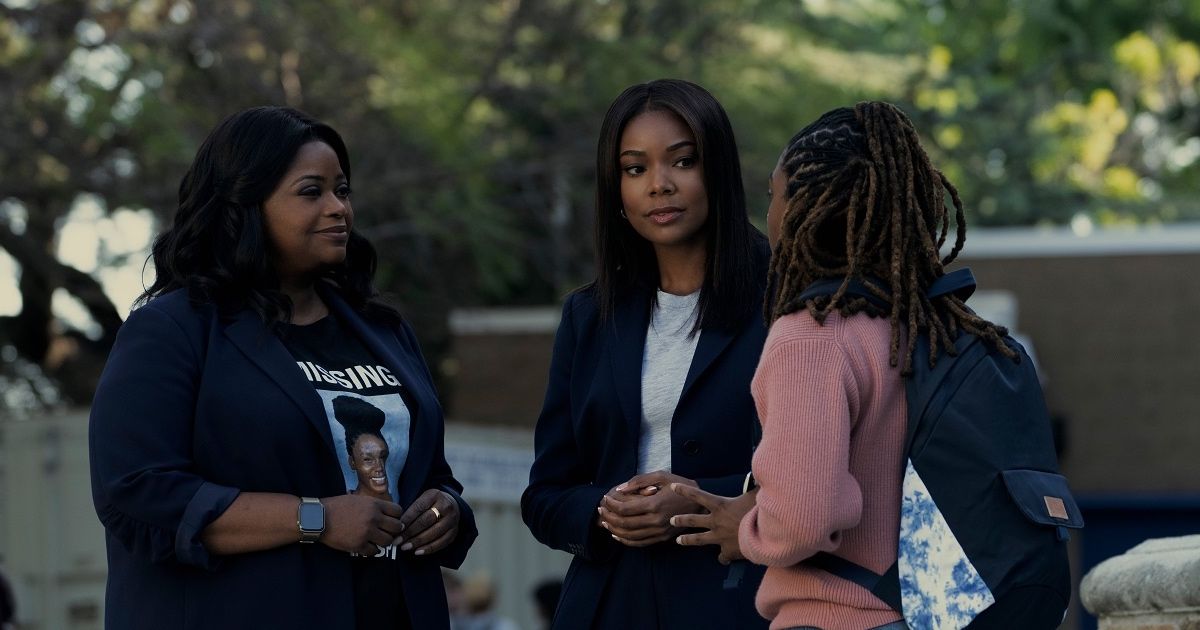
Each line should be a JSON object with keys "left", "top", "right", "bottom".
{"left": 297, "top": 497, "right": 325, "bottom": 543}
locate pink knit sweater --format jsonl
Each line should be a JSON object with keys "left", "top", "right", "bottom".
{"left": 738, "top": 310, "right": 906, "bottom": 630}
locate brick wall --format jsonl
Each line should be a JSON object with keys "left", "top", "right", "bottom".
{"left": 959, "top": 252, "right": 1200, "bottom": 492}
{"left": 446, "top": 332, "right": 556, "bottom": 428}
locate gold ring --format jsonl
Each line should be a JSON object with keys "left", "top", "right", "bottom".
{"left": 430, "top": 506, "right": 441, "bottom": 520}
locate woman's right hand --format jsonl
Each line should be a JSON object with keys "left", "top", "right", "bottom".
{"left": 670, "top": 484, "right": 757, "bottom": 564}
{"left": 319, "top": 494, "right": 405, "bottom": 556}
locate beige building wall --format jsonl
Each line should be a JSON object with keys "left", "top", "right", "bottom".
{"left": 444, "top": 424, "right": 572, "bottom": 629}
{"left": 0, "top": 411, "right": 106, "bottom": 630}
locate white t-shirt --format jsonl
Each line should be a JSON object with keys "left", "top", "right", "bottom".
{"left": 638, "top": 289, "right": 701, "bottom": 474}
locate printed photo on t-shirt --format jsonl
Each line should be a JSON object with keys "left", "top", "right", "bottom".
{"left": 314, "top": 390, "right": 412, "bottom": 559}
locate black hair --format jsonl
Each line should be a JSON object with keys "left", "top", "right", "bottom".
{"left": 332, "top": 395, "right": 387, "bottom": 460}
{"left": 137, "top": 106, "right": 401, "bottom": 327}
{"left": 592, "top": 79, "right": 764, "bottom": 332}
{"left": 767, "top": 102, "right": 1017, "bottom": 374}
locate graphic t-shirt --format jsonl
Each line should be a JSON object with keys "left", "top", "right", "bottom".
{"left": 281, "top": 314, "right": 413, "bottom": 630}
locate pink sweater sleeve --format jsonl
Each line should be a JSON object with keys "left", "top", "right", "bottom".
{"left": 738, "top": 337, "right": 864, "bottom": 567}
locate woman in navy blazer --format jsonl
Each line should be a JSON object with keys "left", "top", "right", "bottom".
{"left": 522, "top": 80, "right": 770, "bottom": 629}
{"left": 89, "top": 107, "right": 476, "bottom": 629}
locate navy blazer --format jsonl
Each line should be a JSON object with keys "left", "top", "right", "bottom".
{"left": 522, "top": 242, "right": 771, "bottom": 630}
{"left": 89, "top": 287, "right": 477, "bottom": 630}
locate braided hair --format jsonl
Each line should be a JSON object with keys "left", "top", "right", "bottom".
{"left": 766, "top": 101, "right": 1017, "bottom": 374}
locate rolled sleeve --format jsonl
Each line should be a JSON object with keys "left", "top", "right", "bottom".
{"left": 90, "top": 302, "right": 238, "bottom": 569}
{"left": 175, "top": 481, "right": 242, "bottom": 570}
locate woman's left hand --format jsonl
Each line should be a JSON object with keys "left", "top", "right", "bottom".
{"left": 395, "top": 489, "right": 460, "bottom": 556}
{"left": 598, "top": 471, "right": 700, "bottom": 547}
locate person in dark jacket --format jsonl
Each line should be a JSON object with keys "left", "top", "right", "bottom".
{"left": 89, "top": 106, "right": 476, "bottom": 629}
{"left": 521, "top": 79, "right": 770, "bottom": 630}
{"left": 0, "top": 561, "right": 14, "bottom": 630}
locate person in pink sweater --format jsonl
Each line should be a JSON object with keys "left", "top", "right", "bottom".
{"left": 670, "top": 102, "right": 1017, "bottom": 630}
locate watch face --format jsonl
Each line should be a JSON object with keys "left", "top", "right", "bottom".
{"left": 299, "top": 502, "right": 325, "bottom": 531}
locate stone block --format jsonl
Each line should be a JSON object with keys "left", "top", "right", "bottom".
{"left": 1084, "top": 535, "right": 1200, "bottom": 630}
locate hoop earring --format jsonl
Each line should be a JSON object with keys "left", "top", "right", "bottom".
{"left": 619, "top": 208, "right": 627, "bottom": 219}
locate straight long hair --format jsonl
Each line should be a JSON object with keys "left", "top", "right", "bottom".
{"left": 592, "top": 79, "right": 763, "bottom": 331}
{"left": 138, "top": 106, "right": 401, "bottom": 327}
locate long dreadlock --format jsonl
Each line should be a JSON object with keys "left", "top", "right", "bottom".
{"left": 765, "top": 101, "right": 1018, "bottom": 375}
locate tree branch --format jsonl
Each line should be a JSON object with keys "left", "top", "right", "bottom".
{"left": 0, "top": 218, "right": 123, "bottom": 350}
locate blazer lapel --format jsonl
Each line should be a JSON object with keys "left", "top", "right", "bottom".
{"left": 222, "top": 311, "right": 335, "bottom": 452}
{"left": 678, "top": 324, "right": 736, "bottom": 406}
{"left": 610, "top": 289, "right": 651, "bottom": 436}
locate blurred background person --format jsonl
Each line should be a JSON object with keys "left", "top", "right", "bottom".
{"left": 444, "top": 569, "right": 469, "bottom": 630}
{"left": 530, "top": 578, "right": 562, "bottom": 630}
{"left": 458, "top": 572, "right": 521, "bottom": 630}
{"left": 0, "top": 558, "right": 15, "bottom": 630}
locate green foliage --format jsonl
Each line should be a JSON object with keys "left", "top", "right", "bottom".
{"left": 2, "top": 0, "right": 1200, "bottom": 406}
{"left": 851, "top": 0, "right": 1200, "bottom": 226}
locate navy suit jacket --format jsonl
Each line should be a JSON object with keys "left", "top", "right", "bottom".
{"left": 522, "top": 242, "right": 771, "bottom": 630}
{"left": 89, "top": 287, "right": 476, "bottom": 630}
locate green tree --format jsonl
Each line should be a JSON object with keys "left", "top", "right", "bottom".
{"left": 3, "top": 0, "right": 1198, "bottom": 412}
{"left": 790, "top": 0, "right": 1200, "bottom": 225}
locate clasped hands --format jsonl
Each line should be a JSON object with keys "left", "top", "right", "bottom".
{"left": 596, "top": 470, "right": 757, "bottom": 564}
{"left": 322, "top": 488, "right": 459, "bottom": 557}
{"left": 596, "top": 471, "right": 700, "bottom": 547}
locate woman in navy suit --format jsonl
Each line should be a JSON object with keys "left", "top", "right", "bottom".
{"left": 522, "top": 79, "right": 770, "bottom": 629}
{"left": 89, "top": 106, "right": 476, "bottom": 629}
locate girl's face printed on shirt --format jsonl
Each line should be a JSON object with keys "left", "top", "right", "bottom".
{"left": 350, "top": 434, "right": 390, "bottom": 497}
{"left": 617, "top": 110, "right": 710, "bottom": 252}
{"left": 261, "top": 141, "right": 353, "bottom": 283}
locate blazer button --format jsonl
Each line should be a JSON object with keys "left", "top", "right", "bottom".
{"left": 683, "top": 440, "right": 701, "bottom": 455}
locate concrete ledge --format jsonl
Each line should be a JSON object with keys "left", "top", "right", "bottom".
{"left": 448, "top": 307, "right": 560, "bottom": 334}
{"left": 1089, "top": 615, "right": 1200, "bottom": 630}
{"left": 1082, "top": 535, "right": 1200, "bottom": 627}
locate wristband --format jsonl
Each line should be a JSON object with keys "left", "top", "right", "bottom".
{"left": 742, "top": 471, "right": 757, "bottom": 494}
